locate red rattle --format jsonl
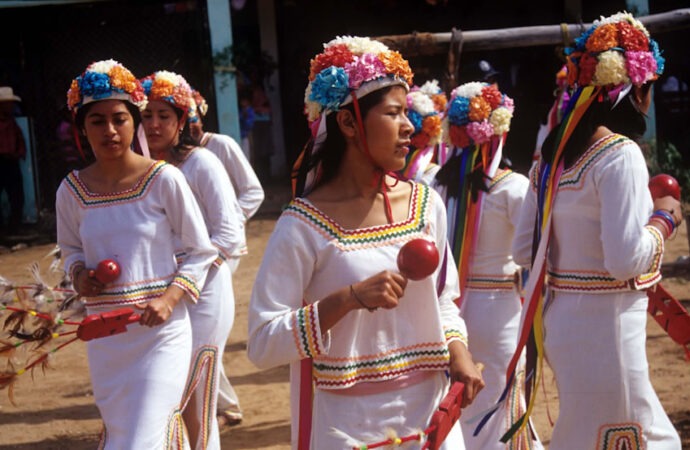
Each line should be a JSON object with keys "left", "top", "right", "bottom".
{"left": 91, "top": 259, "right": 121, "bottom": 284}
{"left": 649, "top": 174, "right": 681, "bottom": 201}
{"left": 397, "top": 238, "right": 440, "bottom": 281}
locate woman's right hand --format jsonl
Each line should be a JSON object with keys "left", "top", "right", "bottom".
{"left": 73, "top": 267, "right": 105, "bottom": 297}
{"left": 653, "top": 195, "right": 684, "bottom": 227}
{"left": 350, "top": 271, "right": 408, "bottom": 311}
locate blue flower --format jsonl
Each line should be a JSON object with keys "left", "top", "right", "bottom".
{"left": 448, "top": 96, "right": 470, "bottom": 126}
{"left": 649, "top": 39, "right": 665, "bottom": 75}
{"left": 309, "top": 66, "right": 350, "bottom": 111}
{"left": 407, "top": 110, "right": 423, "bottom": 133}
{"left": 80, "top": 71, "right": 112, "bottom": 100}
{"left": 573, "top": 24, "right": 597, "bottom": 52}
{"left": 141, "top": 78, "right": 153, "bottom": 95}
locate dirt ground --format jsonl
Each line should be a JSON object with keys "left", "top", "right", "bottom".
{"left": 0, "top": 194, "right": 689, "bottom": 449}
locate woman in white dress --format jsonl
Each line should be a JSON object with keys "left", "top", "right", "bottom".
{"left": 57, "top": 60, "right": 217, "bottom": 449}
{"left": 247, "top": 36, "right": 485, "bottom": 450}
{"left": 510, "top": 13, "right": 682, "bottom": 449}
{"left": 140, "top": 71, "right": 243, "bottom": 450}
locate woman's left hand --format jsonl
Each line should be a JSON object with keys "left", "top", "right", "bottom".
{"left": 448, "top": 341, "right": 485, "bottom": 408}
{"left": 135, "top": 285, "right": 185, "bottom": 327}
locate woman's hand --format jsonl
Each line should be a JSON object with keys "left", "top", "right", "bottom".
{"left": 653, "top": 195, "right": 684, "bottom": 227}
{"left": 135, "top": 285, "right": 185, "bottom": 327}
{"left": 448, "top": 341, "right": 485, "bottom": 408}
{"left": 350, "top": 271, "right": 408, "bottom": 311}
{"left": 73, "top": 267, "right": 105, "bottom": 297}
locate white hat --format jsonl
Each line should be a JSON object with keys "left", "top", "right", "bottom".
{"left": 0, "top": 87, "right": 21, "bottom": 102}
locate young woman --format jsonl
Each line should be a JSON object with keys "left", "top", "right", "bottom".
{"left": 433, "top": 82, "right": 541, "bottom": 449}
{"left": 141, "top": 71, "right": 243, "bottom": 450}
{"left": 247, "top": 36, "right": 484, "bottom": 449}
{"left": 57, "top": 60, "right": 216, "bottom": 449}
{"left": 510, "top": 13, "right": 682, "bottom": 448}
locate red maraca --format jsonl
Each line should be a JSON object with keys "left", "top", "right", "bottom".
{"left": 93, "top": 259, "right": 121, "bottom": 284}
{"left": 649, "top": 174, "right": 681, "bottom": 201}
{"left": 397, "top": 238, "right": 440, "bottom": 281}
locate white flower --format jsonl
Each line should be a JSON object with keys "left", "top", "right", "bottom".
{"left": 88, "top": 59, "right": 119, "bottom": 74}
{"left": 305, "top": 100, "right": 322, "bottom": 122}
{"left": 489, "top": 107, "right": 513, "bottom": 135}
{"left": 409, "top": 91, "right": 436, "bottom": 116}
{"left": 593, "top": 51, "right": 630, "bottom": 86}
{"left": 155, "top": 70, "right": 182, "bottom": 85}
{"left": 419, "top": 80, "right": 442, "bottom": 96}
{"left": 327, "top": 36, "right": 388, "bottom": 55}
{"left": 452, "top": 82, "right": 484, "bottom": 100}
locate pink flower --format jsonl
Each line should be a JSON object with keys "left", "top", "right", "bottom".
{"left": 344, "top": 53, "right": 387, "bottom": 89}
{"left": 625, "top": 51, "right": 657, "bottom": 85}
{"left": 502, "top": 96, "right": 515, "bottom": 114}
{"left": 466, "top": 120, "right": 494, "bottom": 144}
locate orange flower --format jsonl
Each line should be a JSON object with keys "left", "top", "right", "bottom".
{"left": 109, "top": 65, "right": 137, "bottom": 93}
{"left": 431, "top": 94, "right": 447, "bottom": 113}
{"left": 378, "top": 51, "right": 413, "bottom": 85}
{"left": 468, "top": 96, "right": 491, "bottom": 122}
{"left": 422, "top": 115, "right": 441, "bottom": 137}
{"left": 586, "top": 24, "right": 618, "bottom": 53}
{"left": 566, "top": 54, "right": 580, "bottom": 87}
{"left": 481, "top": 85, "right": 502, "bottom": 109}
{"left": 67, "top": 79, "right": 81, "bottom": 108}
{"left": 151, "top": 79, "right": 175, "bottom": 98}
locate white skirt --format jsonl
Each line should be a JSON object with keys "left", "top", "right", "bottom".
{"left": 312, "top": 371, "right": 464, "bottom": 449}
{"left": 87, "top": 303, "right": 192, "bottom": 450}
{"left": 543, "top": 290, "right": 681, "bottom": 449}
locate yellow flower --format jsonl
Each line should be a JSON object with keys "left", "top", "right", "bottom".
{"left": 109, "top": 65, "right": 137, "bottom": 94}
{"left": 593, "top": 51, "right": 629, "bottom": 86}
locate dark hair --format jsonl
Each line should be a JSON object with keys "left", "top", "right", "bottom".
{"left": 541, "top": 87, "right": 648, "bottom": 167}
{"left": 74, "top": 100, "right": 142, "bottom": 130}
{"left": 167, "top": 106, "right": 198, "bottom": 164}
{"left": 297, "top": 86, "right": 395, "bottom": 194}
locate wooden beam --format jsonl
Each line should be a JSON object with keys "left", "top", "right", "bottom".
{"left": 375, "top": 8, "right": 690, "bottom": 56}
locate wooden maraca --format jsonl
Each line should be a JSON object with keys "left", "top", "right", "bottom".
{"left": 397, "top": 239, "right": 440, "bottom": 280}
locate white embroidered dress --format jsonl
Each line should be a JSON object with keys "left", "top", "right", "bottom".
{"left": 512, "top": 134, "right": 680, "bottom": 449}
{"left": 56, "top": 161, "right": 217, "bottom": 450}
{"left": 176, "top": 147, "right": 244, "bottom": 450}
{"left": 248, "top": 182, "right": 468, "bottom": 449}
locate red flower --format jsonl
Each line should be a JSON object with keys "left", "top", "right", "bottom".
{"left": 578, "top": 53, "right": 597, "bottom": 86}
{"left": 617, "top": 22, "right": 649, "bottom": 52}
{"left": 481, "top": 85, "right": 502, "bottom": 109}
{"left": 566, "top": 55, "right": 580, "bottom": 87}
{"left": 309, "top": 44, "right": 354, "bottom": 81}
{"left": 449, "top": 125, "right": 471, "bottom": 148}
{"left": 411, "top": 132, "right": 431, "bottom": 150}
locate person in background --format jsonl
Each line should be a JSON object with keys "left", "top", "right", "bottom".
{"left": 247, "top": 36, "right": 483, "bottom": 449}
{"left": 510, "top": 13, "right": 682, "bottom": 448}
{"left": 141, "top": 70, "right": 243, "bottom": 449}
{"left": 433, "top": 81, "right": 542, "bottom": 449}
{"left": 189, "top": 89, "right": 265, "bottom": 428}
{"left": 0, "top": 86, "right": 26, "bottom": 233}
{"left": 57, "top": 60, "right": 216, "bottom": 449}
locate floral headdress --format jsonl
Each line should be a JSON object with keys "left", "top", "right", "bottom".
{"left": 565, "top": 12, "right": 664, "bottom": 92}
{"left": 407, "top": 90, "right": 443, "bottom": 150}
{"left": 444, "top": 82, "right": 514, "bottom": 148}
{"left": 304, "top": 35, "right": 413, "bottom": 134}
{"left": 191, "top": 89, "right": 209, "bottom": 120}
{"left": 67, "top": 59, "right": 147, "bottom": 113}
{"left": 416, "top": 79, "right": 447, "bottom": 114}
{"left": 140, "top": 71, "right": 198, "bottom": 122}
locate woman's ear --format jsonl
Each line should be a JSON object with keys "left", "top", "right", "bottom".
{"left": 336, "top": 109, "right": 357, "bottom": 139}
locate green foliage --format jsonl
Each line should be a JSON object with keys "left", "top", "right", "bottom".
{"left": 646, "top": 140, "right": 690, "bottom": 203}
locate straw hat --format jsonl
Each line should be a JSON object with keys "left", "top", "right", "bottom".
{"left": 0, "top": 87, "right": 21, "bottom": 102}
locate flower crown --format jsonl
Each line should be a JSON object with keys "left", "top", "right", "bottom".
{"left": 444, "top": 82, "right": 514, "bottom": 148}
{"left": 67, "top": 59, "right": 147, "bottom": 113}
{"left": 140, "top": 71, "right": 197, "bottom": 121}
{"left": 304, "top": 36, "right": 414, "bottom": 127}
{"left": 565, "top": 12, "right": 664, "bottom": 89}
{"left": 191, "top": 89, "right": 209, "bottom": 118}
{"left": 407, "top": 83, "right": 445, "bottom": 150}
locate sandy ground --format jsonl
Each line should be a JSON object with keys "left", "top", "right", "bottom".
{"left": 0, "top": 196, "right": 688, "bottom": 449}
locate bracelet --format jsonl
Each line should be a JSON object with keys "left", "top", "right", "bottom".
{"left": 652, "top": 210, "right": 676, "bottom": 233}
{"left": 350, "top": 284, "right": 377, "bottom": 312}
{"left": 648, "top": 217, "right": 671, "bottom": 239}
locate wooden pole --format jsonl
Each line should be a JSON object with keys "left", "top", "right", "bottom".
{"left": 375, "top": 8, "right": 690, "bottom": 56}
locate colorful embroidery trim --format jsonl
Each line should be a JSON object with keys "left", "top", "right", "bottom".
{"left": 597, "top": 422, "right": 643, "bottom": 450}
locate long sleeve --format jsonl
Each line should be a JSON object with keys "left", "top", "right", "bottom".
{"left": 160, "top": 167, "right": 217, "bottom": 302}
{"left": 56, "top": 181, "right": 85, "bottom": 278}
{"left": 247, "top": 215, "right": 328, "bottom": 370}
{"left": 512, "top": 166, "right": 538, "bottom": 269}
{"left": 181, "top": 149, "right": 244, "bottom": 262}
{"left": 206, "top": 134, "right": 265, "bottom": 220}
{"left": 596, "top": 144, "right": 664, "bottom": 281}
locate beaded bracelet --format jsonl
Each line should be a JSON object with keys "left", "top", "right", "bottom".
{"left": 652, "top": 209, "right": 676, "bottom": 233}
{"left": 350, "top": 284, "right": 377, "bottom": 312}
